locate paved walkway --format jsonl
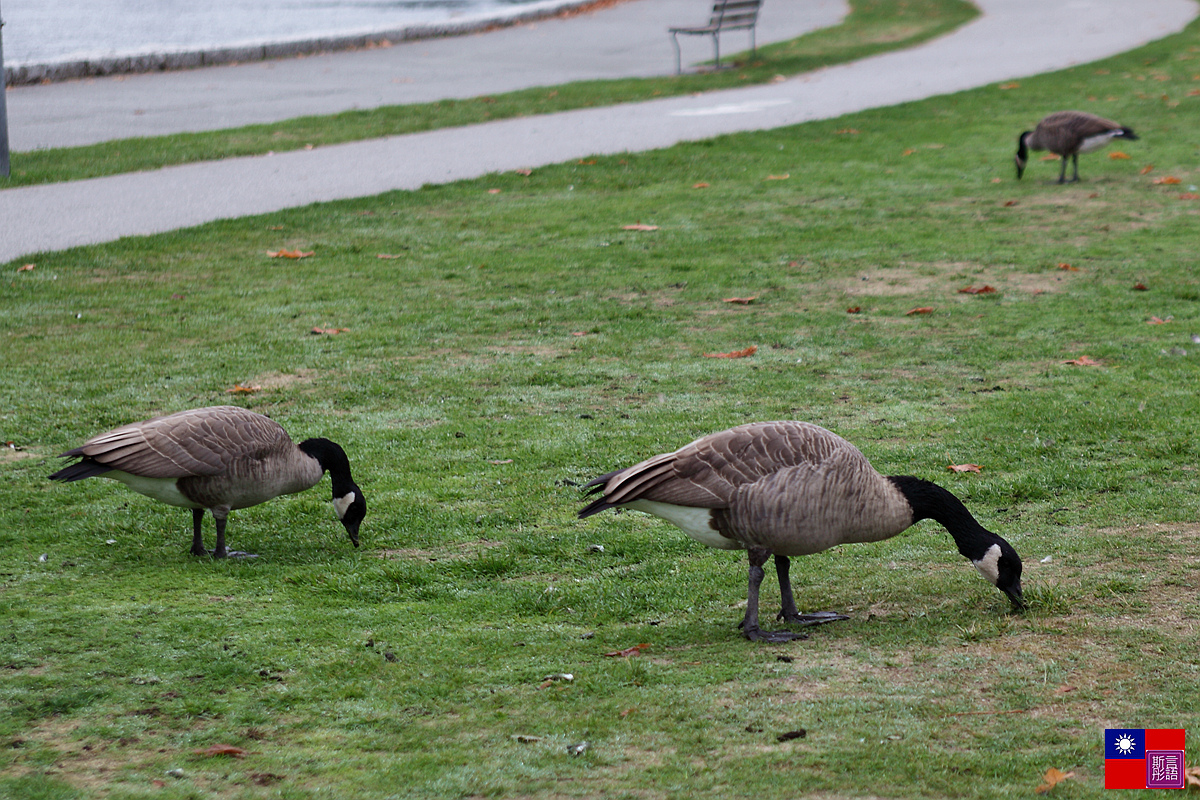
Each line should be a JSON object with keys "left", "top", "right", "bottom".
{"left": 1, "top": 0, "right": 1195, "bottom": 263}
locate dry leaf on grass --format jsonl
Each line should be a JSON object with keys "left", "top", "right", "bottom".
{"left": 1040, "top": 154, "right": 1060, "bottom": 161}
{"left": 947, "top": 463, "right": 983, "bottom": 473}
{"left": 487, "top": 189, "right": 502, "bottom": 194}
{"left": 376, "top": 253, "right": 404, "bottom": 259}
{"left": 1133, "top": 282, "right": 1149, "bottom": 291}
{"left": 623, "top": 224, "right": 659, "bottom": 231}
{"left": 17, "top": 264, "right": 34, "bottom": 272}
{"left": 1140, "top": 164, "right": 1155, "bottom": 174}
{"left": 693, "top": 182, "right": 710, "bottom": 189}
{"left": 902, "top": 149, "right": 917, "bottom": 156}
{"left": 267, "top": 249, "right": 314, "bottom": 259}
{"left": 998, "top": 81, "right": 1020, "bottom": 89}
{"left": 311, "top": 327, "right": 349, "bottom": 335}
{"left": 488, "top": 459, "right": 514, "bottom": 465}
{"left": 578, "top": 159, "right": 597, "bottom": 165}
{"left": 195, "top": 744, "right": 249, "bottom": 758}
{"left": 703, "top": 345, "right": 757, "bottom": 359}
{"left": 1057, "top": 263, "right": 1079, "bottom": 271}
{"left": 1035, "top": 767, "right": 1075, "bottom": 794}
{"left": 722, "top": 297, "right": 757, "bottom": 304}
{"left": 905, "top": 306, "right": 934, "bottom": 315}
{"left": 1180, "top": 193, "right": 1200, "bottom": 200}
{"left": 959, "top": 285, "right": 997, "bottom": 295}
{"left": 226, "top": 384, "right": 261, "bottom": 394}
{"left": 1153, "top": 176, "right": 1183, "bottom": 185}
{"left": 1003, "top": 200, "right": 1018, "bottom": 206}
{"left": 603, "top": 643, "right": 650, "bottom": 658}
{"left": 1109, "top": 151, "right": 1131, "bottom": 160}
{"left": 765, "top": 174, "right": 790, "bottom": 180}
{"left": 1185, "top": 766, "right": 1200, "bottom": 788}
{"left": 846, "top": 306, "right": 861, "bottom": 314}
{"left": 835, "top": 129, "right": 859, "bottom": 135}
{"left": 514, "top": 168, "right": 533, "bottom": 176}
{"left": 1147, "top": 316, "right": 1171, "bottom": 324}
{"left": 1063, "top": 356, "right": 1100, "bottom": 366}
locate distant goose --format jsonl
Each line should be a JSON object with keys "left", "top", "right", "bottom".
{"left": 50, "top": 405, "right": 366, "bottom": 558}
{"left": 579, "top": 421, "right": 1024, "bottom": 642}
{"left": 1016, "top": 110, "right": 1138, "bottom": 183}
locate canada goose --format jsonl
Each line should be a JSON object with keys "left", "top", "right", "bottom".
{"left": 49, "top": 405, "right": 366, "bottom": 558}
{"left": 579, "top": 421, "right": 1024, "bottom": 642}
{"left": 1015, "top": 111, "right": 1138, "bottom": 183}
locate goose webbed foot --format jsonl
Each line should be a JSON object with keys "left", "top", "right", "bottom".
{"left": 217, "top": 550, "right": 259, "bottom": 559}
{"left": 741, "top": 622, "right": 810, "bottom": 643}
{"left": 776, "top": 610, "right": 850, "bottom": 627}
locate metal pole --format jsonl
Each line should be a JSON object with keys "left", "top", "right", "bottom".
{"left": 0, "top": 0, "right": 10, "bottom": 178}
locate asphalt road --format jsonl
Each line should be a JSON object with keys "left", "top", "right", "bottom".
{"left": 0, "top": 0, "right": 1195, "bottom": 263}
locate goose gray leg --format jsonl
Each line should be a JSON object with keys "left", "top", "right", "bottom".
{"left": 774, "top": 556, "right": 850, "bottom": 627}
{"left": 1070, "top": 153, "right": 1080, "bottom": 183}
{"left": 209, "top": 507, "right": 257, "bottom": 559}
{"left": 741, "top": 547, "right": 808, "bottom": 643}
{"left": 190, "top": 508, "right": 207, "bottom": 556}
{"left": 1057, "top": 156, "right": 1068, "bottom": 184}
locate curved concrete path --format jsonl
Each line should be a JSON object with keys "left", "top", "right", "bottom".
{"left": 0, "top": 0, "right": 1195, "bottom": 263}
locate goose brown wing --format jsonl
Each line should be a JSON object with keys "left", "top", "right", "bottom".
{"left": 64, "top": 406, "right": 290, "bottom": 479}
{"left": 586, "top": 421, "right": 861, "bottom": 511}
{"left": 1043, "top": 111, "right": 1123, "bottom": 138}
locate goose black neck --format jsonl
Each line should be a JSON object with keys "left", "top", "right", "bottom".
{"left": 1016, "top": 131, "right": 1030, "bottom": 161}
{"left": 299, "top": 437, "right": 357, "bottom": 496}
{"left": 887, "top": 475, "right": 996, "bottom": 560}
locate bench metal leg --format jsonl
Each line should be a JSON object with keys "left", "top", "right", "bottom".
{"left": 671, "top": 31, "right": 682, "bottom": 75}
{"left": 712, "top": 31, "right": 721, "bottom": 69}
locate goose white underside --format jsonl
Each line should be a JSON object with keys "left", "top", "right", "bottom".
{"left": 1078, "top": 131, "right": 1123, "bottom": 153}
{"left": 625, "top": 499, "right": 743, "bottom": 550}
{"left": 105, "top": 471, "right": 200, "bottom": 509}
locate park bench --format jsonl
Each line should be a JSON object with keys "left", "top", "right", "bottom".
{"left": 669, "top": 0, "right": 763, "bottom": 75}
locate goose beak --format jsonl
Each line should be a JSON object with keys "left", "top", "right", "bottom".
{"left": 344, "top": 520, "right": 360, "bottom": 548}
{"left": 1004, "top": 584, "right": 1025, "bottom": 612}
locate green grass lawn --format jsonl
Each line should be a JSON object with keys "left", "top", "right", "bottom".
{"left": 5, "top": 6, "right": 1200, "bottom": 800}
{"left": 2, "top": 0, "right": 977, "bottom": 188}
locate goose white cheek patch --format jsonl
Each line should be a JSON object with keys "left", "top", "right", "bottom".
{"left": 972, "top": 543, "right": 1002, "bottom": 585}
{"left": 333, "top": 492, "right": 356, "bottom": 520}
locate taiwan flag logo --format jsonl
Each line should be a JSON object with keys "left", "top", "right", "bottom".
{"left": 1104, "top": 729, "right": 1186, "bottom": 789}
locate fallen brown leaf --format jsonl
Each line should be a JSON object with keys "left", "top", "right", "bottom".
{"left": 991, "top": 177, "right": 1003, "bottom": 183}
{"left": 693, "top": 182, "right": 710, "bottom": 189}
{"left": 1140, "top": 164, "right": 1155, "bottom": 174}
{"left": 765, "top": 174, "right": 790, "bottom": 180}
{"left": 226, "top": 384, "right": 261, "bottom": 394}
{"left": 1147, "top": 316, "right": 1170, "bottom": 324}
{"left": 514, "top": 168, "right": 533, "bottom": 176}
{"left": 958, "top": 285, "right": 997, "bottom": 295}
{"left": 1185, "top": 766, "right": 1200, "bottom": 788}
{"left": 578, "top": 159, "right": 597, "bottom": 165}
{"left": 947, "top": 463, "right": 983, "bottom": 473}
{"left": 267, "top": 249, "right": 314, "bottom": 259}
{"left": 1040, "top": 154, "right": 1060, "bottom": 161}
{"left": 1154, "top": 176, "right": 1183, "bottom": 185}
{"left": 376, "top": 253, "right": 404, "bottom": 259}
{"left": 1058, "top": 263, "right": 1079, "bottom": 271}
{"left": 905, "top": 306, "right": 934, "bottom": 315}
{"left": 722, "top": 297, "right": 757, "bottom": 304}
{"left": 1063, "top": 356, "right": 1100, "bottom": 366}
{"left": 1181, "top": 193, "right": 1200, "bottom": 200}
{"left": 17, "top": 264, "right": 34, "bottom": 272}
{"left": 1035, "top": 767, "right": 1075, "bottom": 794}
{"left": 1054, "top": 685, "right": 1076, "bottom": 694}
{"left": 488, "top": 459, "right": 514, "bottom": 465}
{"left": 487, "top": 188, "right": 502, "bottom": 194}
{"left": 1003, "top": 200, "right": 1018, "bottom": 207}
{"left": 1108, "top": 151, "right": 1131, "bottom": 160}
{"left": 846, "top": 306, "right": 861, "bottom": 314}
{"left": 603, "top": 643, "right": 651, "bottom": 658}
{"left": 998, "top": 81, "right": 1020, "bottom": 90}
{"left": 619, "top": 707, "right": 636, "bottom": 718}
{"left": 902, "top": 148, "right": 917, "bottom": 156}
{"left": 1133, "top": 282, "right": 1149, "bottom": 291}
{"left": 703, "top": 345, "right": 757, "bottom": 359}
{"left": 311, "top": 327, "right": 349, "bottom": 335}
{"left": 623, "top": 224, "right": 659, "bottom": 231}
{"left": 195, "top": 744, "right": 248, "bottom": 758}
{"left": 835, "top": 128, "right": 859, "bottom": 135}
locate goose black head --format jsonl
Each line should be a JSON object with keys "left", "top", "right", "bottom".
{"left": 971, "top": 538, "right": 1025, "bottom": 611}
{"left": 333, "top": 487, "right": 366, "bottom": 547}
{"left": 1015, "top": 131, "right": 1032, "bottom": 180}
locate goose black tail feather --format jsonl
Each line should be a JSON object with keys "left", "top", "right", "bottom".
{"left": 577, "top": 469, "right": 625, "bottom": 519}
{"left": 49, "top": 458, "right": 113, "bottom": 482}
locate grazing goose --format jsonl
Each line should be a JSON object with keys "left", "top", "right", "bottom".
{"left": 50, "top": 405, "right": 366, "bottom": 558}
{"left": 1015, "top": 110, "right": 1138, "bottom": 183}
{"left": 579, "top": 421, "right": 1024, "bottom": 642}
